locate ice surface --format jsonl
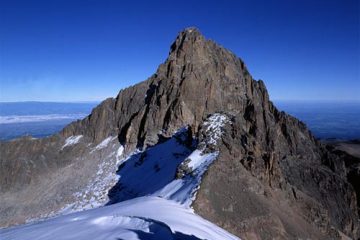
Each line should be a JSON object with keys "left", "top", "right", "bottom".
{"left": 154, "top": 114, "right": 230, "bottom": 206}
{"left": 155, "top": 150, "right": 219, "bottom": 206}
{"left": 0, "top": 197, "right": 239, "bottom": 240}
{"left": 106, "top": 129, "right": 193, "bottom": 204}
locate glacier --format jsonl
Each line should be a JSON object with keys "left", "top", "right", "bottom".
{"left": 0, "top": 114, "right": 239, "bottom": 239}
{"left": 0, "top": 196, "right": 239, "bottom": 240}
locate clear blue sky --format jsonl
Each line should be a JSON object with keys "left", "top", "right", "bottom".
{"left": 0, "top": 0, "right": 359, "bottom": 102}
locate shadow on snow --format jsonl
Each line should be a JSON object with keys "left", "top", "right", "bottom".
{"left": 107, "top": 128, "right": 195, "bottom": 205}
{"left": 116, "top": 217, "right": 202, "bottom": 240}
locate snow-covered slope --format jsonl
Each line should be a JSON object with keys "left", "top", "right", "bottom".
{"left": 60, "top": 114, "right": 230, "bottom": 213}
{"left": 0, "top": 196, "right": 239, "bottom": 240}
{"left": 106, "top": 114, "right": 231, "bottom": 207}
{"left": 1, "top": 114, "right": 238, "bottom": 239}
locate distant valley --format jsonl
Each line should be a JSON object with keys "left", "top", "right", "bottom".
{"left": 0, "top": 102, "right": 98, "bottom": 140}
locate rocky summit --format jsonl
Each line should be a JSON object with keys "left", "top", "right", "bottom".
{"left": 0, "top": 28, "right": 359, "bottom": 239}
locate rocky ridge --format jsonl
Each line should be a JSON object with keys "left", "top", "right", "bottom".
{"left": 0, "top": 28, "right": 358, "bottom": 239}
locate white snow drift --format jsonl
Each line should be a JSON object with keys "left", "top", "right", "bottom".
{"left": 0, "top": 197, "right": 239, "bottom": 240}
{"left": 61, "top": 135, "right": 83, "bottom": 150}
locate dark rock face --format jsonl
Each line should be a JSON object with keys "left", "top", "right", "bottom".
{"left": 326, "top": 141, "right": 360, "bottom": 215}
{"left": 0, "top": 28, "right": 358, "bottom": 239}
{"left": 60, "top": 27, "right": 257, "bottom": 152}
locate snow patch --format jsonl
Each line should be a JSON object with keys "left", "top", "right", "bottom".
{"left": 64, "top": 142, "right": 126, "bottom": 212}
{"left": 61, "top": 135, "right": 83, "bottom": 150}
{"left": 116, "top": 145, "right": 124, "bottom": 161}
{"left": 202, "top": 113, "right": 231, "bottom": 145}
{"left": 105, "top": 129, "right": 192, "bottom": 204}
{"left": 155, "top": 150, "right": 219, "bottom": 207}
{"left": 90, "top": 136, "right": 116, "bottom": 153}
{"left": 155, "top": 113, "right": 230, "bottom": 207}
{"left": 186, "top": 149, "right": 215, "bottom": 170}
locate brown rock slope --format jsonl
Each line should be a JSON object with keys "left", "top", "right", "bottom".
{"left": 0, "top": 28, "right": 358, "bottom": 239}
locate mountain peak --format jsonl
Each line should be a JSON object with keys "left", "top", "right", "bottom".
{"left": 181, "top": 27, "right": 201, "bottom": 36}
{"left": 169, "top": 27, "right": 205, "bottom": 56}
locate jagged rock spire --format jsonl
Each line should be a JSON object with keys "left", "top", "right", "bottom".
{"left": 169, "top": 27, "right": 204, "bottom": 54}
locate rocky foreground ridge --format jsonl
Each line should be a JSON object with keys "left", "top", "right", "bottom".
{"left": 0, "top": 28, "right": 359, "bottom": 239}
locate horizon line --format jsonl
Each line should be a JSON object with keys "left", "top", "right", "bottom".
{"left": 1, "top": 99, "right": 360, "bottom": 105}
{"left": 0, "top": 100, "right": 102, "bottom": 104}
